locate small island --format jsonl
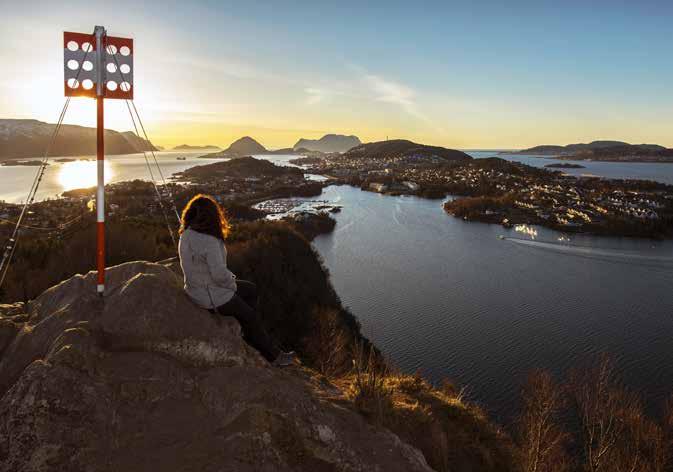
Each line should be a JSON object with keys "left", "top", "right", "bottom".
{"left": 172, "top": 156, "right": 325, "bottom": 204}
{"left": 296, "top": 140, "right": 673, "bottom": 239}
{"left": 172, "top": 144, "right": 221, "bottom": 151}
{"left": 545, "top": 163, "right": 585, "bottom": 169}
{"left": 1, "top": 160, "right": 47, "bottom": 167}
{"left": 503, "top": 140, "right": 673, "bottom": 163}
{"left": 283, "top": 211, "right": 337, "bottom": 240}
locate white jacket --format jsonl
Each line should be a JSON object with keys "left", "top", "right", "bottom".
{"left": 178, "top": 228, "right": 237, "bottom": 308}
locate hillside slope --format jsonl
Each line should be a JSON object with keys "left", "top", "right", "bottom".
{"left": 0, "top": 119, "right": 158, "bottom": 160}
{"left": 0, "top": 217, "right": 519, "bottom": 471}
{"left": 294, "top": 134, "right": 361, "bottom": 153}
{"left": 509, "top": 140, "right": 673, "bottom": 161}
{"left": 203, "top": 136, "right": 268, "bottom": 158}
{"left": 344, "top": 139, "right": 472, "bottom": 162}
{"left": 0, "top": 261, "right": 433, "bottom": 471}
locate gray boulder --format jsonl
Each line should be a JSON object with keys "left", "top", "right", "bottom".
{"left": 0, "top": 261, "right": 432, "bottom": 471}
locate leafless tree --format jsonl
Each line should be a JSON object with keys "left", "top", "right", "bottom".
{"left": 568, "top": 355, "right": 672, "bottom": 472}
{"left": 303, "top": 307, "right": 351, "bottom": 377}
{"left": 652, "top": 395, "right": 673, "bottom": 472}
{"left": 518, "top": 370, "right": 571, "bottom": 472}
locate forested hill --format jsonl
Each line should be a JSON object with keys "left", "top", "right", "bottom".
{"left": 0, "top": 119, "right": 158, "bottom": 160}
{"left": 344, "top": 139, "right": 472, "bottom": 162}
{"left": 508, "top": 140, "right": 673, "bottom": 161}
{"left": 181, "top": 156, "right": 303, "bottom": 179}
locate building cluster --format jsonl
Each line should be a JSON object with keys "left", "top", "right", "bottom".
{"left": 0, "top": 198, "right": 89, "bottom": 241}
{"left": 302, "top": 154, "right": 673, "bottom": 235}
{"left": 176, "top": 172, "right": 311, "bottom": 204}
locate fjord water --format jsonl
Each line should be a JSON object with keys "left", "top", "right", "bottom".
{"left": 3, "top": 150, "right": 673, "bottom": 204}
{"left": 469, "top": 150, "right": 673, "bottom": 183}
{"left": 0, "top": 151, "right": 207, "bottom": 203}
{"left": 311, "top": 185, "right": 673, "bottom": 421}
{"left": 3, "top": 151, "right": 673, "bottom": 420}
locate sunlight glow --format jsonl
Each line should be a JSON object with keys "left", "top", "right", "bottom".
{"left": 514, "top": 224, "right": 538, "bottom": 240}
{"left": 58, "top": 160, "right": 113, "bottom": 191}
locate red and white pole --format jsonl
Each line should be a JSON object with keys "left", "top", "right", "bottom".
{"left": 64, "top": 26, "right": 133, "bottom": 296}
{"left": 94, "top": 25, "right": 106, "bottom": 296}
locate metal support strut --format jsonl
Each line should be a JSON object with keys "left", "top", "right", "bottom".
{"left": 94, "top": 25, "right": 106, "bottom": 296}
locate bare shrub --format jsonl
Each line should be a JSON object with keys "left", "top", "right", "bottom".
{"left": 569, "top": 356, "right": 627, "bottom": 471}
{"left": 303, "top": 307, "right": 352, "bottom": 377}
{"left": 517, "top": 370, "right": 571, "bottom": 472}
{"left": 348, "top": 340, "right": 393, "bottom": 422}
{"left": 568, "top": 356, "right": 670, "bottom": 472}
{"left": 653, "top": 395, "right": 673, "bottom": 472}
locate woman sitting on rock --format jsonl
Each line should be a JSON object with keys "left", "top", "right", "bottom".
{"left": 178, "top": 194, "right": 296, "bottom": 366}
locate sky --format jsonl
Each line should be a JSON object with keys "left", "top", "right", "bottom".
{"left": 1, "top": 0, "right": 672, "bottom": 149}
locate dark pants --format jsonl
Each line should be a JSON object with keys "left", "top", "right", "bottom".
{"left": 214, "top": 280, "right": 280, "bottom": 362}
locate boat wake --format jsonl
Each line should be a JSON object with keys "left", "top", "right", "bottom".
{"left": 502, "top": 237, "right": 673, "bottom": 267}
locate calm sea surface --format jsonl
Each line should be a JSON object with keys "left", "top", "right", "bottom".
{"left": 2, "top": 150, "right": 673, "bottom": 420}
{"left": 0, "top": 151, "right": 207, "bottom": 203}
{"left": 2, "top": 150, "right": 673, "bottom": 204}
{"left": 261, "top": 153, "right": 673, "bottom": 421}
{"left": 309, "top": 186, "right": 673, "bottom": 421}
{"left": 469, "top": 150, "right": 673, "bottom": 184}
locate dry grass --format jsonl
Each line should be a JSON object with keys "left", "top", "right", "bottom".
{"left": 347, "top": 340, "right": 394, "bottom": 421}
{"left": 302, "top": 307, "right": 352, "bottom": 378}
{"left": 337, "top": 345, "right": 518, "bottom": 472}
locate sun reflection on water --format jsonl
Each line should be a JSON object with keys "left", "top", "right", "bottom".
{"left": 58, "top": 160, "right": 113, "bottom": 191}
{"left": 514, "top": 224, "right": 538, "bottom": 240}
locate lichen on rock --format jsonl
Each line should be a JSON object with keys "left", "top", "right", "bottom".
{"left": 0, "top": 261, "right": 432, "bottom": 471}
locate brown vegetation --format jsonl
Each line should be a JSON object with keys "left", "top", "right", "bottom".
{"left": 336, "top": 342, "right": 519, "bottom": 472}
{"left": 516, "top": 356, "right": 673, "bottom": 472}
{"left": 517, "top": 371, "right": 571, "bottom": 472}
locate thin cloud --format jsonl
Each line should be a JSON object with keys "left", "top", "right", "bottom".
{"left": 304, "top": 87, "right": 328, "bottom": 105}
{"left": 362, "top": 72, "right": 446, "bottom": 135}
{"left": 303, "top": 85, "right": 355, "bottom": 105}
{"left": 364, "top": 74, "right": 416, "bottom": 108}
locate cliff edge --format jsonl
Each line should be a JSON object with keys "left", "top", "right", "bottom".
{"left": 0, "top": 261, "right": 431, "bottom": 471}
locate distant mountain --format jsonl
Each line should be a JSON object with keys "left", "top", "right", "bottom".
{"left": 172, "top": 144, "right": 221, "bottom": 151}
{"left": 266, "top": 147, "right": 295, "bottom": 155}
{"left": 265, "top": 147, "right": 322, "bottom": 156}
{"left": 293, "top": 134, "right": 361, "bottom": 153}
{"left": 513, "top": 145, "right": 567, "bottom": 155}
{"left": 120, "top": 131, "right": 157, "bottom": 154}
{"left": 0, "top": 119, "right": 159, "bottom": 160}
{"left": 205, "top": 136, "right": 268, "bottom": 158}
{"left": 508, "top": 140, "right": 673, "bottom": 162}
{"left": 343, "top": 139, "right": 472, "bottom": 162}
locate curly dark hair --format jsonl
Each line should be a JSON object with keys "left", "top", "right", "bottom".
{"left": 179, "top": 194, "right": 231, "bottom": 241}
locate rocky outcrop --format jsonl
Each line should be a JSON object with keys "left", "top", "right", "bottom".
{"left": 219, "top": 136, "right": 268, "bottom": 157}
{"left": 0, "top": 261, "right": 432, "bottom": 471}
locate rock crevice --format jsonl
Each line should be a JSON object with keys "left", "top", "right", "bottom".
{"left": 0, "top": 261, "right": 432, "bottom": 471}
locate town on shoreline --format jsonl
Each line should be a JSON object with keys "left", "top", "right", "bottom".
{"left": 2, "top": 140, "right": 673, "bottom": 242}
{"left": 291, "top": 143, "right": 673, "bottom": 239}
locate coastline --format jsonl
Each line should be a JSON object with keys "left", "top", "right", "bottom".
{"left": 499, "top": 152, "right": 673, "bottom": 164}
{"left": 294, "top": 156, "right": 673, "bottom": 240}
